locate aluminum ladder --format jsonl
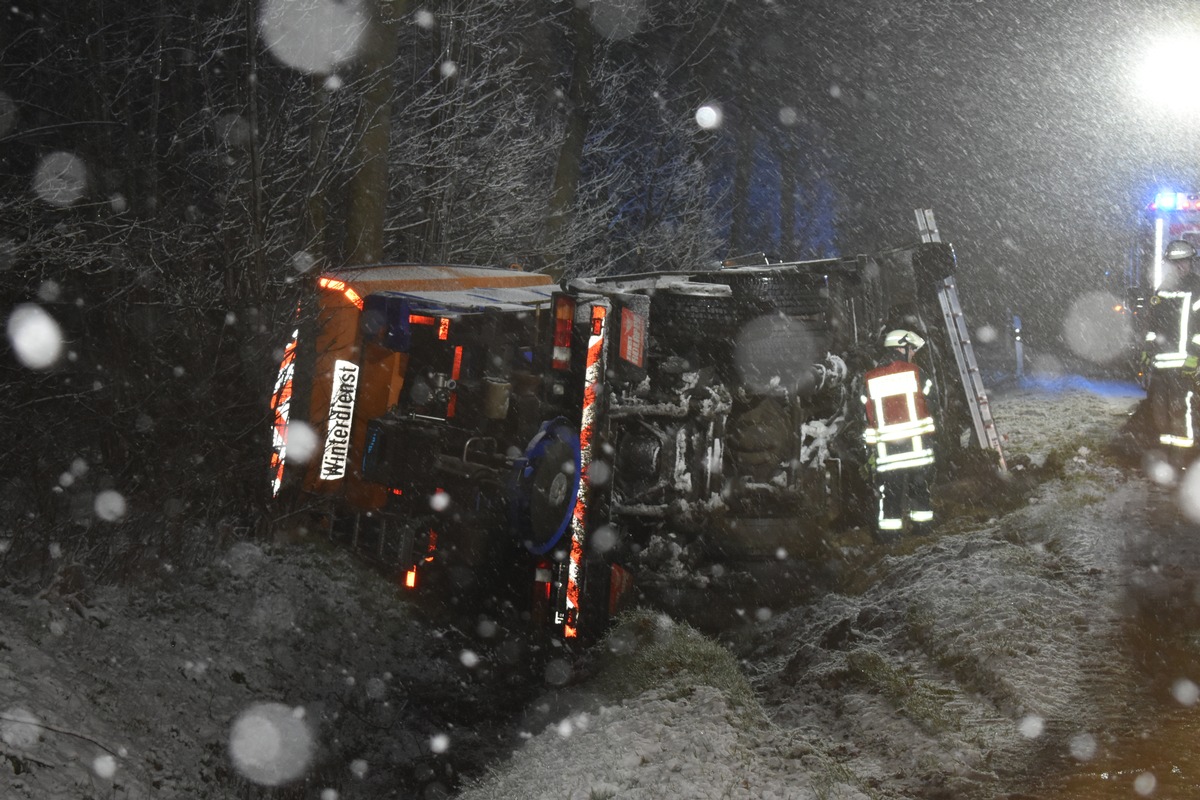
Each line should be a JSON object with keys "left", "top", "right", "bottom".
{"left": 914, "top": 208, "right": 1007, "bottom": 470}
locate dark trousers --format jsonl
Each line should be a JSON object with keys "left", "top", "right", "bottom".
{"left": 877, "top": 466, "right": 933, "bottom": 534}
{"left": 1148, "top": 368, "right": 1196, "bottom": 453}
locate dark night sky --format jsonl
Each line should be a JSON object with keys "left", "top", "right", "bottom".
{"left": 798, "top": 0, "right": 1200, "bottom": 353}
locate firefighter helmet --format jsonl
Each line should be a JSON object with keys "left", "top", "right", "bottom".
{"left": 1165, "top": 239, "right": 1197, "bottom": 262}
{"left": 884, "top": 329, "right": 926, "bottom": 351}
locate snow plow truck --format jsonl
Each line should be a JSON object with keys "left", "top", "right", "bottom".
{"left": 268, "top": 239, "right": 969, "bottom": 645}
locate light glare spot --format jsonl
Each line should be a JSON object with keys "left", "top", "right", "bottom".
{"left": 1069, "top": 732, "right": 1097, "bottom": 761}
{"left": 1063, "top": 291, "right": 1131, "bottom": 363}
{"left": 590, "top": 0, "right": 645, "bottom": 40}
{"left": 414, "top": 9, "right": 435, "bottom": 29}
{"left": 695, "top": 104, "right": 721, "bottom": 130}
{"left": 591, "top": 524, "right": 618, "bottom": 554}
{"left": 7, "top": 303, "right": 64, "bottom": 370}
{"left": 1134, "top": 771, "right": 1157, "bottom": 796}
{"left": 1172, "top": 678, "right": 1199, "bottom": 706}
{"left": 92, "top": 754, "right": 117, "bottom": 779}
{"left": 544, "top": 658, "right": 572, "bottom": 686}
{"left": 287, "top": 422, "right": 319, "bottom": 464}
{"left": 1018, "top": 715, "right": 1044, "bottom": 738}
{"left": 94, "top": 490, "right": 128, "bottom": 522}
{"left": 291, "top": 251, "right": 316, "bottom": 273}
{"left": 430, "top": 491, "right": 451, "bottom": 512}
{"left": 975, "top": 324, "right": 998, "bottom": 344}
{"left": 1178, "top": 466, "right": 1200, "bottom": 523}
{"left": 430, "top": 733, "right": 450, "bottom": 754}
{"left": 229, "top": 703, "right": 315, "bottom": 786}
{"left": 260, "top": 0, "right": 367, "bottom": 75}
{"left": 0, "top": 707, "right": 40, "bottom": 748}
{"left": 33, "top": 151, "right": 88, "bottom": 206}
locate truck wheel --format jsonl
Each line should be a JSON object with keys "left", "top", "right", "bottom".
{"left": 510, "top": 420, "right": 580, "bottom": 556}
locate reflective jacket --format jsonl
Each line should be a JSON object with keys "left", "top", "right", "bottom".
{"left": 1144, "top": 273, "right": 1200, "bottom": 373}
{"left": 862, "top": 358, "right": 935, "bottom": 472}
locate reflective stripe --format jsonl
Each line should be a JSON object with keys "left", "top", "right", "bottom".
{"left": 1152, "top": 290, "right": 1193, "bottom": 368}
{"left": 872, "top": 418, "right": 936, "bottom": 441}
{"left": 1160, "top": 389, "right": 1196, "bottom": 448}
{"left": 878, "top": 517, "right": 904, "bottom": 531}
{"left": 910, "top": 510, "right": 934, "bottom": 522}
{"left": 877, "top": 450, "right": 935, "bottom": 472}
{"left": 563, "top": 303, "right": 607, "bottom": 639}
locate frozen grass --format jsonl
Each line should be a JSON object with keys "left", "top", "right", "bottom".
{"left": 590, "top": 609, "right": 762, "bottom": 720}
{"left": 459, "top": 611, "right": 877, "bottom": 800}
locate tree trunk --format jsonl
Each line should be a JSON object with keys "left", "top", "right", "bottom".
{"left": 729, "top": 108, "right": 755, "bottom": 255}
{"left": 778, "top": 137, "right": 796, "bottom": 257}
{"left": 345, "top": 0, "right": 404, "bottom": 267}
{"left": 303, "top": 75, "right": 333, "bottom": 271}
{"left": 244, "top": 0, "right": 267, "bottom": 300}
{"left": 545, "top": 1, "right": 594, "bottom": 277}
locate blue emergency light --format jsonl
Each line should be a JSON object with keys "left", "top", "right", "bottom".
{"left": 1153, "top": 191, "right": 1200, "bottom": 211}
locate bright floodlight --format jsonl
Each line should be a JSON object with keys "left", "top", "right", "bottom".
{"left": 1135, "top": 33, "right": 1200, "bottom": 112}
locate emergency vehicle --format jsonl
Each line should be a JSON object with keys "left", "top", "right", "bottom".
{"left": 1124, "top": 191, "right": 1200, "bottom": 318}
{"left": 268, "top": 240, "right": 966, "bottom": 644}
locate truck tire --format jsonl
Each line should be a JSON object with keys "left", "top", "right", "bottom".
{"left": 716, "top": 272, "right": 829, "bottom": 318}
{"left": 650, "top": 291, "right": 739, "bottom": 346}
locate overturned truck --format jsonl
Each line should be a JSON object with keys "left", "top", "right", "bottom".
{"left": 269, "top": 240, "right": 970, "bottom": 644}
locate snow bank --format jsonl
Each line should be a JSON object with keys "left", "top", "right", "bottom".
{"left": 460, "top": 611, "right": 870, "bottom": 800}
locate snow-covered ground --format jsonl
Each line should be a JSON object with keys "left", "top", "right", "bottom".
{"left": 8, "top": 372, "right": 1197, "bottom": 800}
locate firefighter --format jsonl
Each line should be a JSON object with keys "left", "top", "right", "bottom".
{"left": 861, "top": 329, "right": 936, "bottom": 538}
{"left": 1142, "top": 239, "right": 1200, "bottom": 458}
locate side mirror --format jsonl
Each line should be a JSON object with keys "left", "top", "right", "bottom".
{"left": 912, "top": 242, "right": 956, "bottom": 284}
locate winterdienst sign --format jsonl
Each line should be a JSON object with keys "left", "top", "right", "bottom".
{"left": 320, "top": 359, "right": 360, "bottom": 480}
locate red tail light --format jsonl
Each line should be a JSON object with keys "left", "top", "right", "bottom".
{"left": 591, "top": 304, "right": 606, "bottom": 334}
{"left": 552, "top": 296, "right": 575, "bottom": 370}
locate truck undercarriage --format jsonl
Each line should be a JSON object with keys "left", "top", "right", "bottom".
{"left": 272, "top": 240, "right": 978, "bottom": 645}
